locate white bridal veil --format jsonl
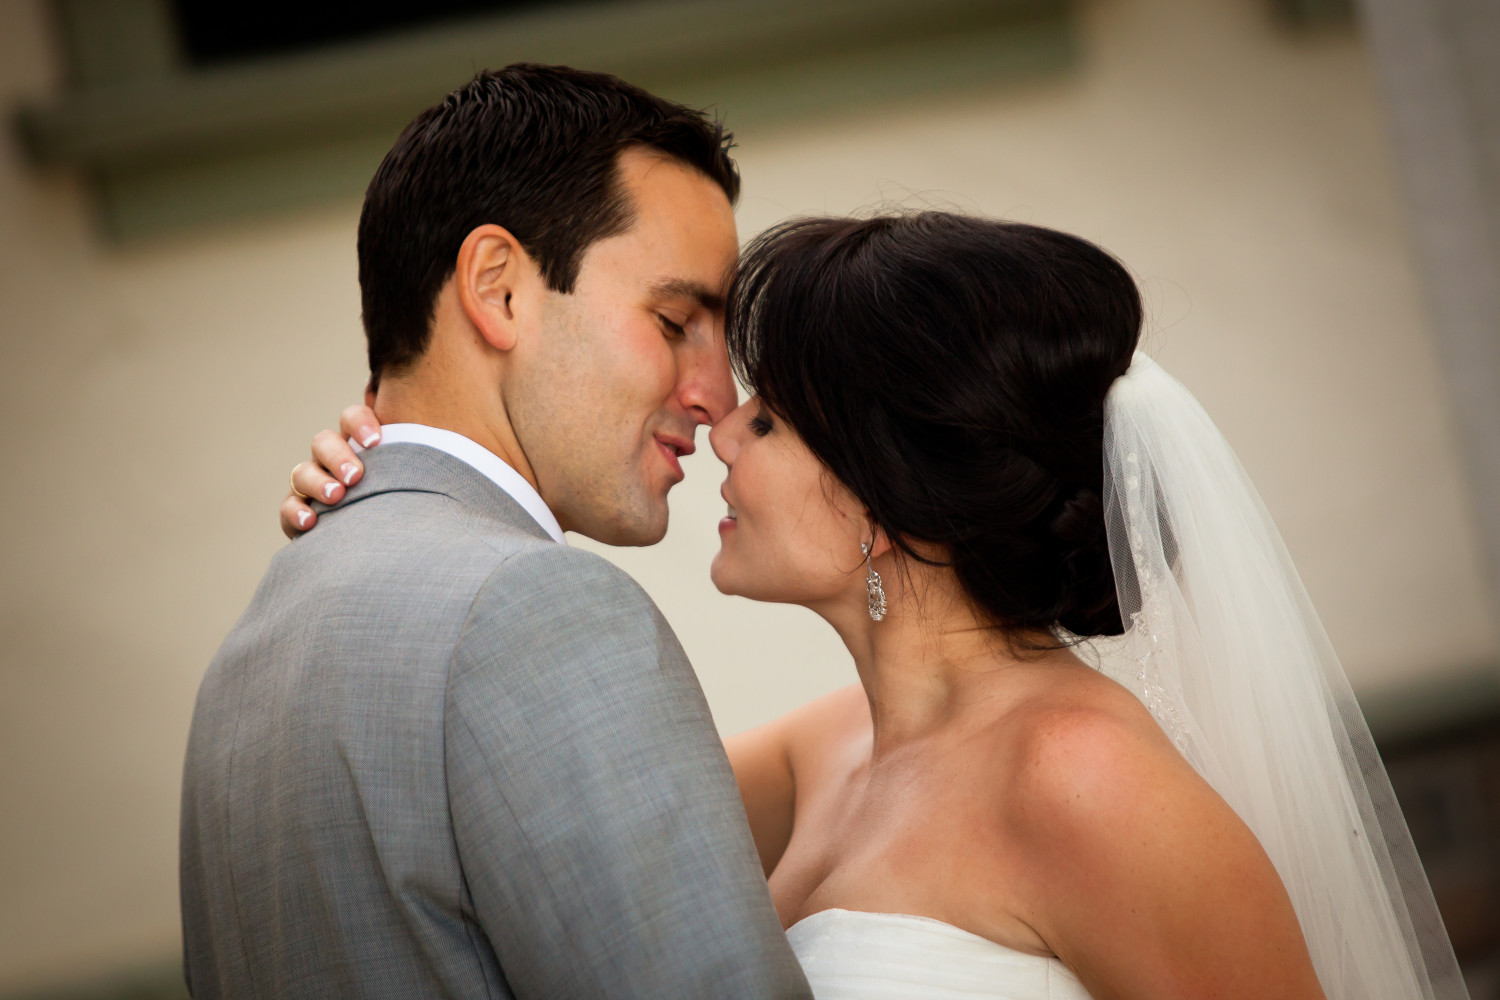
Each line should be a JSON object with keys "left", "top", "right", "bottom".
{"left": 1092, "top": 353, "right": 1468, "bottom": 999}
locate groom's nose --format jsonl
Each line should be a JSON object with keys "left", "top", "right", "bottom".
{"left": 678, "top": 340, "right": 738, "bottom": 427}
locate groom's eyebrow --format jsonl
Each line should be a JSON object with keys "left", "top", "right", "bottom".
{"left": 649, "top": 277, "right": 725, "bottom": 313}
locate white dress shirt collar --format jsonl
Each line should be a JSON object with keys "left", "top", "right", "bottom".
{"left": 360, "top": 423, "right": 566, "bottom": 544}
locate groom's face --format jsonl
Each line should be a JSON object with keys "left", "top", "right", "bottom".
{"left": 507, "top": 147, "right": 740, "bottom": 546}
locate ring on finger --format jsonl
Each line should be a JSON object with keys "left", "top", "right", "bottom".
{"left": 290, "top": 466, "right": 313, "bottom": 501}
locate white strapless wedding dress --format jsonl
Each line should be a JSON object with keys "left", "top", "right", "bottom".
{"left": 787, "top": 909, "right": 1095, "bottom": 1000}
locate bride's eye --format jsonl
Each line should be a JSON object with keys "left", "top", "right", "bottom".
{"left": 748, "top": 410, "right": 773, "bottom": 437}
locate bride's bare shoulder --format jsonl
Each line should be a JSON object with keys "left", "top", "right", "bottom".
{"left": 989, "top": 662, "right": 1190, "bottom": 817}
{"left": 983, "top": 663, "right": 1324, "bottom": 997}
{"left": 781, "top": 682, "right": 871, "bottom": 756}
{"left": 985, "top": 660, "right": 1262, "bottom": 904}
{"left": 726, "top": 682, "right": 869, "bottom": 779}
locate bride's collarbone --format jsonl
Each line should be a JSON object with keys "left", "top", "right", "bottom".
{"left": 771, "top": 742, "right": 1050, "bottom": 957}
{"left": 770, "top": 666, "right": 1134, "bottom": 957}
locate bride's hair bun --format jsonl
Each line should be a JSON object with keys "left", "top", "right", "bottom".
{"left": 1049, "top": 487, "right": 1124, "bottom": 636}
{"left": 726, "top": 211, "right": 1141, "bottom": 639}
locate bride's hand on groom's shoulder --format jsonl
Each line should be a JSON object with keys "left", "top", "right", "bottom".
{"left": 281, "top": 404, "right": 380, "bottom": 539}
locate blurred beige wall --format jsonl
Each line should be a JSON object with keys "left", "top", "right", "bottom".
{"left": 1, "top": 0, "right": 1496, "bottom": 990}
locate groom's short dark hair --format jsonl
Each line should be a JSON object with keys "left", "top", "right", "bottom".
{"left": 358, "top": 63, "right": 740, "bottom": 386}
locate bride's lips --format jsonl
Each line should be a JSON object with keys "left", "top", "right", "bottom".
{"left": 719, "top": 485, "right": 737, "bottom": 534}
{"left": 654, "top": 433, "right": 694, "bottom": 481}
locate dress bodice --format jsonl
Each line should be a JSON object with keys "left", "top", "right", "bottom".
{"left": 786, "top": 908, "right": 1096, "bottom": 1000}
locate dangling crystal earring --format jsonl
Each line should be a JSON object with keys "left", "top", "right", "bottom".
{"left": 861, "top": 541, "right": 887, "bottom": 621}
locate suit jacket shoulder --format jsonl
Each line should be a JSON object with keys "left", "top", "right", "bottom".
{"left": 443, "top": 544, "right": 811, "bottom": 998}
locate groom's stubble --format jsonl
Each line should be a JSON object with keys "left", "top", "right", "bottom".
{"left": 501, "top": 149, "right": 740, "bottom": 548}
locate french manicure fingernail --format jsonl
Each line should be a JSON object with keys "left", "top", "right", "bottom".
{"left": 360, "top": 427, "right": 380, "bottom": 447}
{"left": 341, "top": 463, "right": 359, "bottom": 485}
{"left": 323, "top": 482, "right": 339, "bottom": 500}
{"left": 297, "top": 510, "right": 311, "bottom": 528}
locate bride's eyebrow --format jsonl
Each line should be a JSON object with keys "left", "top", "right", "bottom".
{"left": 648, "top": 277, "right": 725, "bottom": 313}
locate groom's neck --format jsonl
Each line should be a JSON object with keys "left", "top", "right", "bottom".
{"left": 372, "top": 365, "right": 539, "bottom": 495}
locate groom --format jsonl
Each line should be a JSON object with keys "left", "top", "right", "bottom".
{"left": 180, "top": 65, "right": 810, "bottom": 998}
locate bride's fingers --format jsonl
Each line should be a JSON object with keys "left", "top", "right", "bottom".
{"left": 281, "top": 407, "right": 375, "bottom": 541}
{"left": 281, "top": 494, "right": 316, "bottom": 539}
{"left": 311, "top": 429, "right": 364, "bottom": 490}
{"left": 293, "top": 454, "right": 345, "bottom": 505}
{"left": 339, "top": 404, "right": 381, "bottom": 450}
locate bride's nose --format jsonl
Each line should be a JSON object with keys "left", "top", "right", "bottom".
{"left": 709, "top": 402, "right": 748, "bottom": 467}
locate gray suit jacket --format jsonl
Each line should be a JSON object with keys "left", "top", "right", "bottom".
{"left": 181, "top": 444, "right": 810, "bottom": 999}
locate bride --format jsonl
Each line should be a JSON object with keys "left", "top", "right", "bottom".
{"left": 284, "top": 211, "right": 1465, "bottom": 999}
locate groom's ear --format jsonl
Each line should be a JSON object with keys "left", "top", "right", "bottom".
{"left": 455, "top": 224, "right": 530, "bottom": 353}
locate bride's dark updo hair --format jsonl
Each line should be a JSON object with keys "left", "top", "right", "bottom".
{"left": 725, "top": 211, "right": 1142, "bottom": 638}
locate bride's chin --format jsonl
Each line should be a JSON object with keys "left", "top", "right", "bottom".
{"left": 710, "top": 555, "right": 767, "bottom": 600}
{"left": 708, "top": 555, "right": 737, "bottom": 596}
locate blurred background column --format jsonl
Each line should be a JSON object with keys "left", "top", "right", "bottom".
{"left": 1357, "top": 0, "right": 1500, "bottom": 627}
{"left": 1357, "top": 4, "right": 1500, "bottom": 989}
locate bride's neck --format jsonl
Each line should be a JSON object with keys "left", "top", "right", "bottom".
{"left": 822, "top": 571, "right": 1045, "bottom": 758}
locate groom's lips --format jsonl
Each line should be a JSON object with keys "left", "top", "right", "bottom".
{"left": 654, "top": 433, "right": 694, "bottom": 481}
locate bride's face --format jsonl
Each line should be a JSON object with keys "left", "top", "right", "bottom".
{"left": 708, "top": 397, "right": 867, "bottom": 608}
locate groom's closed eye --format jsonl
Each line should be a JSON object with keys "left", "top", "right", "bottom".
{"left": 657, "top": 314, "right": 688, "bottom": 339}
